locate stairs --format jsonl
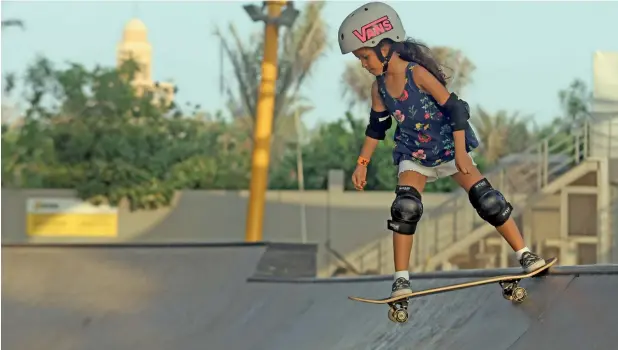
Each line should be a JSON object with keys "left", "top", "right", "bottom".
{"left": 415, "top": 121, "right": 595, "bottom": 271}
{"left": 422, "top": 158, "right": 599, "bottom": 271}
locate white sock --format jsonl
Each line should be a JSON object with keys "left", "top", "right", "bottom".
{"left": 394, "top": 270, "right": 409, "bottom": 281}
{"left": 515, "top": 247, "right": 530, "bottom": 260}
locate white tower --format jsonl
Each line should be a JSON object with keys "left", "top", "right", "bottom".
{"left": 116, "top": 18, "right": 174, "bottom": 106}
{"left": 591, "top": 51, "right": 618, "bottom": 159}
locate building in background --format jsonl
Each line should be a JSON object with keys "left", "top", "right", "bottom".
{"left": 591, "top": 51, "right": 618, "bottom": 159}
{"left": 116, "top": 18, "right": 175, "bottom": 107}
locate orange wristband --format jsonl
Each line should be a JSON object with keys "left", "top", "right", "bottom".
{"left": 357, "top": 156, "right": 370, "bottom": 166}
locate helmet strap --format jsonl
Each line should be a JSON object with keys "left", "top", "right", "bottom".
{"left": 373, "top": 43, "right": 396, "bottom": 75}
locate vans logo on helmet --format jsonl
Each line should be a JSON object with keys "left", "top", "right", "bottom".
{"left": 352, "top": 16, "right": 393, "bottom": 43}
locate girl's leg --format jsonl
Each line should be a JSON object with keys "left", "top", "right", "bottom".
{"left": 390, "top": 169, "right": 427, "bottom": 297}
{"left": 451, "top": 166, "right": 546, "bottom": 272}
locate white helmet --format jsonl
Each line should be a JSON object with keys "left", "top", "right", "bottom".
{"left": 338, "top": 2, "right": 406, "bottom": 55}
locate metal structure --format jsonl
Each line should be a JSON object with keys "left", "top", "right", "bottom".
{"left": 244, "top": 1, "right": 300, "bottom": 242}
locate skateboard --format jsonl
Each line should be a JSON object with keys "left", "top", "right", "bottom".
{"left": 349, "top": 257, "right": 557, "bottom": 323}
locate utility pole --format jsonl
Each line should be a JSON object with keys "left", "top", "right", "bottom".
{"left": 243, "top": 1, "right": 299, "bottom": 242}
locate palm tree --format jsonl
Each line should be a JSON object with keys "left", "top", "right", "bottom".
{"left": 471, "top": 107, "right": 534, "bottom": 164}
{"left": 430, "top": 46, "right": 475, "bottom": 95}
{"left": 558, "top": 78, "right": 590, "bottom": 129}
{"left": 341, "top": 61, "right": 374, "bottom": 111}
{"left": 214, "top": 2, "right": 329, "bottom": 161}
{"left": 340, "top": 46, "right": 475, "bottom": 111}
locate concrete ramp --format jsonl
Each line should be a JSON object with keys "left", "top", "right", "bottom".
{"left": 2, "top": 244, "right": 617, "bottom": 350}
{"left": 245, "top": 272, "right": 618, "bottom": 350}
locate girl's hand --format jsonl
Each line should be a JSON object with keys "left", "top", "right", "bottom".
{"left": 455, "top": 153, "right": 473, "bottom": 175}
{"left": 352, "top": 165, "right": 368, "bottom": 190}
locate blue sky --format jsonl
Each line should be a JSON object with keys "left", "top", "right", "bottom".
{"left": 2, "top": 1, "right": 618, "bottom": 129}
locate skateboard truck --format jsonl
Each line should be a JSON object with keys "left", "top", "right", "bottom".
{"left": 387, "top": 299, "right": 409, "bottom": 323}
{"left": 499, "top": 279, "right": 528, "bottom": 303}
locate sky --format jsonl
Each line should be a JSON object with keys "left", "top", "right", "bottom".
{"left": 2, "top": 0, "right": 618, "bottom": 130}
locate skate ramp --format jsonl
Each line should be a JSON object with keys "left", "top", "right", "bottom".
{"left": 3, "top": 244, "right": 618, "bottom": 350}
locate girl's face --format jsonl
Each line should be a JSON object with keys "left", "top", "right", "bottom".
{"left": 353, "top": 48, "right": 383, "bottom": 76}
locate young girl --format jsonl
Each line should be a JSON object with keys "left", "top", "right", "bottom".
{"left": 338, "top": 2, "right": 548, "bottom": 297}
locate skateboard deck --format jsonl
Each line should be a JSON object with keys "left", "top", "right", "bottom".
{"left": 349, "top": 257, "right": 557, "bottom": 323}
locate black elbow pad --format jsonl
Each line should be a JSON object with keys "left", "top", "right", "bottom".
{"left": 442, "top": 93, "right": 470, "bottom": 131}
{"left": 365, "top": 109, "right": 392, "bottom": 140}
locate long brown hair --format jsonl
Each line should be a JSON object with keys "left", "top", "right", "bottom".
{"left": 382, "top": 37, "right": 448, "bottom": 86}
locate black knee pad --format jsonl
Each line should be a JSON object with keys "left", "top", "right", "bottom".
{"left": 468, "top": 178, "right": 513, "bottom": 227}
{"left": 387, "top": 185, "right": 423, "bottom": 235}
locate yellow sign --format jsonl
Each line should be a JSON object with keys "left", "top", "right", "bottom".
{"left": 26, "top": 198, "right": 118, "bottom": 237}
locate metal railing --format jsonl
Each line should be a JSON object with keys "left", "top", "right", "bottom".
{"left": 414, "top": 120, "right": 590, "bottom": 267}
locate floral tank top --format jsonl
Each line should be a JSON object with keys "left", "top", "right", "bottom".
{"left": 376, "top": 62, "right": 480, "bottom": 167}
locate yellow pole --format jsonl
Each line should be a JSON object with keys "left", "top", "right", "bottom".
{"left": 245, "top": 0, "right": 286, "bottom": 242}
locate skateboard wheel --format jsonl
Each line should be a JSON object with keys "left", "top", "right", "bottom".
{"left": 393, "top": 309, "right": 408, "bottom": 323}
{"left": 502, "top": 291, "right": 512, "bottom": 301}
{"left": 388, "top": 309, "right": 397, "bottom": 323}
{"left": 512, "top": 287, "right": 527, "bottom": 303}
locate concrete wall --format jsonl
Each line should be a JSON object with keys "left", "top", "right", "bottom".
{"left": 520, "top": 169, "right": 618, "bottom": 265}
{"left": 1, "top": 187, "right": 452, "bottom": 270}
{"left": 4, "top": 165, "right": 615, "bottom": 273}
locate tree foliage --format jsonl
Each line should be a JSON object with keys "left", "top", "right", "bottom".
{"left": 470, "top": 107, "right": 535, "bottom": 165}
{"left": 1, "top": 56, "right": 251, "bottom": 210}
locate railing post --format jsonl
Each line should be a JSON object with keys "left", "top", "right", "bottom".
{"left": 584, "top": 121, "right": 589, "bottom": 159}
{"left": 413, "top": 231, "right": 419, "bottom": 267}
{"left": 537, "top": 143, "right": 543, "bottom": 191}
{"left": 575, "top": 132, "right": 581, "bottom": 164}
{"left": 609, "top": 117, "right": 613, "bottom": 158}
{"left": 378, "top": 241, "right": 382, "bottom": 274}
{"left": 424, "top": 221, "right": 430, "bottom": 264}
{"left": 452, "top": 197, "right": 458, "bottom": 243}
{"left": 498, "top": 168, "right": 506, "bottom": 190}
{"left": 434, "top": 217, "right": 439, "bottom": 254}
{"left": 543, "top": 139, "right": 549, "bottom": 186}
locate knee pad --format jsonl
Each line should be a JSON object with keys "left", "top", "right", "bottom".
{"left": 468, "top": 178, "right": 513, "bottom": 227}
{"left": 387, "top": 185, "right": 423, "bottom": 235}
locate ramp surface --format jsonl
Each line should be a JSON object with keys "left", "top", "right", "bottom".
{"left": 3, "top": 244, "right": 618, "bottom": 350}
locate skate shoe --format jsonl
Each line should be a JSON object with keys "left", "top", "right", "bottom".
{"left": 391, "top": 277, "right": 412, "bottom": 298}
{"left": 519, "top": 251, "right": 546, "bottom": 273}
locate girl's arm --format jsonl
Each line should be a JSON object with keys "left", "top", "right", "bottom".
{"left": 358, "top": 81, "right": 392, "bottom": 165}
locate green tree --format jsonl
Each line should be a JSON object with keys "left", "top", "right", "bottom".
{"left": 554, "top": 77, "right": 592, "bottom": 161}
{"left": 531, "top": 78, "right": 592, "bottom": 159}
{"left": 1, "top": 55, "right": 249, "bottom": 209}
{"left": 269, "top": 111, "right": 396, "bottom": 190}
{"left": 470, "top": 107, "right": 534, "bottom": 165}
{"left": 558, "top": 78, "right": 591, "bottom": 126}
